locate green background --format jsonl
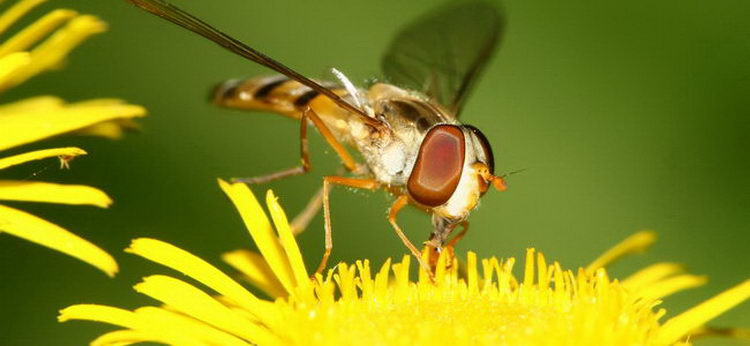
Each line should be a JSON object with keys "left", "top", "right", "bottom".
{"left": 1, "top": 0, "right": 748, "bottom": 344}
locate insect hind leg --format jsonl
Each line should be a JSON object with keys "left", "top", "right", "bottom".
{"left": 233, "top": 107, "right": 360, "bottom": 185}
{"left": 232, "top": 107, "right": 313, "bottom": 184}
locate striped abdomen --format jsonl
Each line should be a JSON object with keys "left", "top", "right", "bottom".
{"left": 212, "top": 75, "right": 348, "bottom": 119}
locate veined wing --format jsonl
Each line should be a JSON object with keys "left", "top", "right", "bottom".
{"left": 382, "top": 2, "right": 503, "bottom": 117}
{"left": 125, "top": 0, "right": 381, "bottom": 127}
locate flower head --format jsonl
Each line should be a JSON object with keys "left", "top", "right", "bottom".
{"left": 0, "top": 0, "right": 146, "bottom": 276}
{"left": 59, "top": 180, "right": 749, "bottom": 345}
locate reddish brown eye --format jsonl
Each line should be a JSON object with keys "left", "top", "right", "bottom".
{"left": 464, "top": 125, "right": 494, "bottom": 174}
{"left": 407, "top": 125, "right": 466, "bottom": 207}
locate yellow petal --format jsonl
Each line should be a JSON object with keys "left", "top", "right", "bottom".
{"left": 0, "top": 95, "right": 63, "bottom": 114}
{"left": 0, "top": 0, "right": 46, "bottom": 35}
{"left": 134, "top": 307, "right": 250, "bottom": 346}
{"left": 0, "top": 147, "right": 85, "bottom": 170}
{"left": 0, "top": 100, "right": 146, "bottom": 151}
{"left": 0, "top": 204, "right": 117, "bottom": 276}
{"left": 0, "top": 9, "right": 78, "bottom": 57}
{"left": 125, "top": 238, "right": 268, "bottom": 317}
{"left": 689, "top": 326, "right": 750, "bottom": 340}
{"left": 622, "top": 262, "right": 685, "bottom": 290}
{"left": 59, "top": 304, "right": 139, "bottom": 327}
{"left": 0, "top": 15, "right": 107, "bottom": 90}
{"left": 58, "top": 304, "right": 202, "bottom": 346}
{"left": 585, "top": 230, "right": 656, "bottom": 274}
{"left": 0, "top": 52, "right": 30, "bottom": 81}
{"left": 90, "top": 329, "right": 153, "bottom": 346}
{"left": 524, "top": 247, "right": 535, "bottom": 286}
{"left": 266, "top": 190, "right": 310, "bottom": 291}
{"left": 218, "top": 179, "right": 296, "bottom": 293}
{"left": 0, "top": 181, "right": 112, "bottom": 207}
{"left": 222, "top": 249, "right": 287, "bottom": 299}
{"left": 637, "top": 274, "right": 707, "bottom": 299}
{"left": 658, "top": 280, "right": 750, "bottom": 344}
{"left": 73, "top": 118, "right": 140, "bottom": 139}
{"left": 133, "top": 275, "right": 273, "bottom": 345}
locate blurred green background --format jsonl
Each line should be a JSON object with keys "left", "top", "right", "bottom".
{"left": 1, "top": 0, "right": 748, "bottom": 344}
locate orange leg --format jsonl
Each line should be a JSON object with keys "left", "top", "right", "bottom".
{"left": 290, "top": 186, "right": 323, "bottom": 236}
{"left": 233, "top": 107, "right": 358, "bottom": 184}
{"left": 305, "top": 107, "right": 358, "bottom": 172}
{"left": 316, "top": 176, "right": 379, "bottom": 275}
{"left": 445, "top": 221, "right": 469, "bottom": 248}
{"left": 389, "top": 195, "right": 435, "bottom": 280}
{"left": 233, "top": 109, "right": 312, "bottom": 184}
{"left": 424, "top": 220, "right": 468, "bottom": 270}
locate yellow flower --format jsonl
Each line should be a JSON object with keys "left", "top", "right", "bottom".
{"left": 58, "top": 180, "right": 749, "bottom": 345}
{"left": 0, "top": 0, "right": 146, "bottom": 276}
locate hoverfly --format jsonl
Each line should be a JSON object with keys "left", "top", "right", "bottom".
{"left": 126, "top": 0, "right": 508, "bottom": 276}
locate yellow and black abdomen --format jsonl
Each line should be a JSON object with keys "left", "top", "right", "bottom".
{"left": 212, "top": 75, "right": 347, "bottom": 120}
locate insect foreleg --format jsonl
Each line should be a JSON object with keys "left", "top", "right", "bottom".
{"left": 445, "top": 220, "right": 469, "bottom": 248}
{"left": 388, "top": 194, "right": 435, "bottom": 280}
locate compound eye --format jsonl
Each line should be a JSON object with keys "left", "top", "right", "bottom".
{"left": 407, "top": 125, "right": 466, "bottom": 207}
{"left": 464, "top": 125, "right": 494, "bottom": 174}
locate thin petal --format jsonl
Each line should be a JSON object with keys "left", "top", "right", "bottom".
{"left": 90, "top": 329, "right": 152, "bottom": 346}
{"left": 658, "top": 280, "right": 750, "bottom": 344}
{"left": 0, "top": 0, "right": 46, "bottom": 35}
{"left": 125, "top": 238, "right": 269, "bottom": 318}
{"left": 222, "top": 249, "right": 287, "bottom": 299}
{"left": 73, "top": 118, "right": 140, "bottom": 139}
{"left": 0, "top": 15, "right": 107, "bottom": 90}
{"left": 621, "top": 262, "right": 684, "bottom": 290}
{"left": 133, "top": 275, "right": 274, "bottom": 345}
{"left": 637, "top": 274, "right": 707, "bottom": 299}
{"left": 218, "top": 179, "right": 296, "bottom": 293}
{"left": 585, "top": 231, "right": 656, "bottom": 274}
{"left": 265, "top": 190, "right": 310, "bottom": 291}
{"left": 59, "top": 304, "right": 139, "bottom": 327}
{"left": 0, "top": 52, "right": 29, "bottom": 81}
{"left": 0, "top": 181, "right": 112, "bottom": 207}
{"left": 467, "top": 251, "right": 478, "bottom": 293}
{"left": 523, "top": 247, "right": 535, "bottom": 287}
{"left": 0, "top": 204, "right": 117, "bottom": 276}
{"left": 0, "top": 99, "right": 146, "bottom": 151}
{"left": 58, "top": 304, "right": 202, "bottom": 346}
{"left": 0, "top": 95, "right": 63, "bottom": 114}
{"left": 0, "top": 147, "right": 86, "bottom": 170}
{"left": 134, "top": 307, "right": 250, "bottom": 346}
{"left": 0, "top": 9, "right": 78, "bottom": 57}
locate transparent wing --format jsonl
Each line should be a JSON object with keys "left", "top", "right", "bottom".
{"left": 125, "top": 0, "right": 381, "bottom": 127}
{"left": 382, "top": 2, "right": 503, "bottom": 116}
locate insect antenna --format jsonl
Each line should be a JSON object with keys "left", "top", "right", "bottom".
{"left": 500, "top": 168, "right": 528, "bottom": 180}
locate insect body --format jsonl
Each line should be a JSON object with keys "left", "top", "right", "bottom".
{"left": 127, "top": 0, "right": 508, "bottom": 276}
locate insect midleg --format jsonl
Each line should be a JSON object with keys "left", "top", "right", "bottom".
{"left": 318, "top": 176, "right": 380, "bottom": 275}
{"left": 290, "top": 186, "right": 323, "bottom": 236}
{"left": 389, "top": 194, "right": 435, "bottom": 280}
